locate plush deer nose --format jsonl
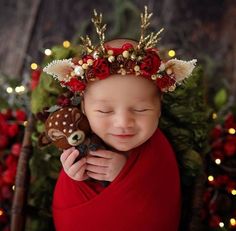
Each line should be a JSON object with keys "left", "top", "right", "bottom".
{"left": 68, "top": 131, "right": 85, "bottom": 146}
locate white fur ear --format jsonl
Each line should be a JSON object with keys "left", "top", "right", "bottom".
{"left": 43, "top": 59, "right": 73, "bottom": 82}
{"left": 165, "top": 59, "right": 197, "bottom": 82}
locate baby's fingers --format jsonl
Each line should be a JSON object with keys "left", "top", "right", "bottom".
{"left": 67, "top": 157, "right": 87, "bottom": 177}
{"left": 60, "top": 147, "right": 76, "bottom": 163}
{"left": 63, "top": 149, "right": 80, "bottom": 170}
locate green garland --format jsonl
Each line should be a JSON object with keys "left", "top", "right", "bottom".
{"left": 160, "top": 67, "right": 212, "bottom": 230}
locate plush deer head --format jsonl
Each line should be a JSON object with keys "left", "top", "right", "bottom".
{"left": 40, "top": 106, "right": 91, "bottom": 150}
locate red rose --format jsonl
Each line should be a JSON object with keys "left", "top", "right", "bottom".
{"left": 92, "top": 58, "right": 110, "bottom": 80}
{"left": 5, "top": 154, "right": 18, "bottom": 168}
{"left": 223, "top": 141, "right": 236, "bottom": 156}
{"left": 0, "top": 135, "right": 8, "bottom": 149}
{"left": 64, "top": 78, "right": 86, "bottom": 92}
{"left": 1, "top": 185, "right": 13, "bottom": 199}
{"left": 211, "top": 125, "right": 223, "bottom": 140}
{"left": 140, "top": 51, "right": 161, "bottom": 77}
{"left": 57, "top": 95, "right": 71, "bottom": 107}
{"left": 2, "top": 168, "right": 16, "bottom": 184}
{"left": 15, "top": 109, "right": 27, "bottom": 121}
{"left": 7, "top": 124, "right": 19, "bottom": 137}
{"left": 11, "top": 143, "right": 22, "bottom": 156}
{"left": 224, "top": 113, "right": 235, "bottom": 129}
{"left": 155, "top": 75, "right": 175, "bottom": 90}
{"left": 209, "top": 215, "right": 221, "bottom": 228}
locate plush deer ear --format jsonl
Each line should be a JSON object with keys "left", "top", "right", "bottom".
{"left": 38, "top": 132, "right": 52, "bottom": 147}
{"left": 48, "top": 129, "right": 65, "bottom": 141}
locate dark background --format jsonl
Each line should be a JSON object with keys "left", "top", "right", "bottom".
{"left": 0, "top": 0, "right": 236, "bottom": 99}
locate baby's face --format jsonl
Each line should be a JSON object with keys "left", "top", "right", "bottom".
{"left": 83, "top": 75, "right": 161, "bottom": 152}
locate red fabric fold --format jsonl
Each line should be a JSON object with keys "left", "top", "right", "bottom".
{"left": 53, "top": 129, "right": 181, "bottom": 231}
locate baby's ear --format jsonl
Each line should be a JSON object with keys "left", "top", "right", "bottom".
{"left": 38, "top": 132, "right": 52, "bottom": 147}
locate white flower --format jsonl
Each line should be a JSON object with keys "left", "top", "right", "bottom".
{"left": 43, "top": 59, "right": 74, "bottom": 82}
{"left": 165, "top": 58, "right": 197, "bottom": 82}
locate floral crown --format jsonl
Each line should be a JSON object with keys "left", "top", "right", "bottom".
{"left": 43, "top": 6, "right": 197, "bottom": 93}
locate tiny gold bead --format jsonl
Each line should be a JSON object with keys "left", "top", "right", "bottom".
{"left": 87, "top": 59, "right": 93, "bottom": 65}
{"left": 122, "top": 50, "right": 129, "bottom": 58}
{"left": 82, "top": 63, "right": 88, "bottom": 69}
{"left": 107, "top": 50, "right": 114, "bottom": 55}
{"left": 108, "top": 56, "right": 115, "bottom": 62}
{"left": 78, "top": 60, "right": 83, "bottom": 65}
{"left": 131, "top": 53, "right": 136, "bottom": 60}
{"left": 134, "top": 65, "right": 140, "bottom": 72}
{"left": 151, "top": 75, "right": 157, "bottom": 80}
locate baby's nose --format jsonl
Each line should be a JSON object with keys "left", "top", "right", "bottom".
{"left": 113, "top": 111, "right": 134, "bottom": 128}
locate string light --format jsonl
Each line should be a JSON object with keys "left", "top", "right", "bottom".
{"left": 212, "top": 112, "right": 217, "bottom": 120}
{"left": 23, "top": 121, "right": 28, "bottom": 126}
{"left": 228, "top": 128, "right": 236, "bottom": 135}
{"left": 6, "top": 87, "right": 13, "bottom": 93}
{"left": 231, "top": 189, "right": 236, "bottom": 195}
{"left": 12, "top": 185, "right": 15, "bottom": 191}
{"left": 230, "top": 218, "right": 236, "bottom": 226}
{"left": 0, "top": 208, "right": 4, "bottom": 216}
{"left": 31, "top": 63, "right": 38, "bottom": 70}
{"left": 215, "top": 159, "right": 221, "bottom": 165}
{"left": 208, "top": 175, "right": 214, "bottom": 182}
{"left": 168, "top": 50, "right": 176, "bottom": 57}
{"left": 63, "top": 40, "right": 71, "bottom": 48}
{"left": 15, "top": 86, "right": 25, "bottom": 93}
{"left": 219, "top": 222, "right": 224, "bottom": 228}
{"left": 44, "top": 48, "right": 52, "bottom": 56}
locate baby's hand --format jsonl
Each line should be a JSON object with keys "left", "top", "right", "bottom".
{"left": 60, "top": 147, "right": 89, "bottom": 181}
{"left": 86, "top": 150, "right": 127, "bottom": 182}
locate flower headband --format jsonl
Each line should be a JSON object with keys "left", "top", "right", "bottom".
{"left": 43, "top": 6, "right": 197, "bottom": 93}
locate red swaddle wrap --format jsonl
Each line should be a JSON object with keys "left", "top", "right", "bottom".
{"left": 53, "top": 129, "right": 181, "bottom": 231}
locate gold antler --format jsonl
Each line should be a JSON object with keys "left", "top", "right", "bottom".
{"left": 145, "top": 28, "right": 164, "bottom": 49}
{"left": 137, "top": 6, "right": 163, "bottom": 50}
{"left": 80, "top": 35, "right": 95, "bottom": 53}
{"left": 91, "top": 9, "right": 106, "bottom": 53}
{"left": 137, "top": 6, "right": 153, "bottom": 49}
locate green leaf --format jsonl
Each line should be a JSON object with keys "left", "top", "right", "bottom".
{"left": 214, "top": 88, "right": 228, "bottom": 109}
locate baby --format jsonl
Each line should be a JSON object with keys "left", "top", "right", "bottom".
{"left": 43, "top": 8, "right": 196, "bottom": 231}
{"left": 60, "top": 39, "right": 161, "bottom": 183}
